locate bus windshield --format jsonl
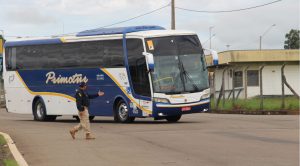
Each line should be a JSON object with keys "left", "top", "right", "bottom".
{"left": 145, "top": 35, "right": 209, "bottom": 94}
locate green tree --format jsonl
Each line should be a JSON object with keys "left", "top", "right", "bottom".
{"left": 284, "top": 29, "right": 300, "bottom": 49}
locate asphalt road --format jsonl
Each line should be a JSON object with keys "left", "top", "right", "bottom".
{"left": 0, "top": 109, "right": 299, "bottom": 166}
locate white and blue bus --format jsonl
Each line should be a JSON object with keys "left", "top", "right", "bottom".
{"left": 3, "top": 26, "right": 210, "bottom": 123}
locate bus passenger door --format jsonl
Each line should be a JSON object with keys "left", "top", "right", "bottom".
{"left": 127, "top": 39, "right": 152, "bottom": 116}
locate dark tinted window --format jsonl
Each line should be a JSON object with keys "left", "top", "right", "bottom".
{"left": 247, "top": 70, "right": 259, "bottom": 86}
{"left": 5, "top": 48, "right": 16, "bottom": 70}
{"left": 127, "top": 39, "right": 151, "bottom": 97}
{"left": 234, "top": 71, "right": 243, "bottom": 88}
{"left": 5, "top": 39, "right": 124, "bottom": 70}
{"left": 145, "top": 35, "right": 202, "bottom": 56}
{"left": 103, "top": 40, "right": 124, "bottom": 67}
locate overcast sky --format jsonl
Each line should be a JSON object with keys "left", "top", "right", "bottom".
{"left": 0, "top": 0, "right": 299, "bottom": 51}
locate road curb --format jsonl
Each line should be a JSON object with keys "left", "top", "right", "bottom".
{"left": 0, "top": 132, "right": 29, "bottom": 166}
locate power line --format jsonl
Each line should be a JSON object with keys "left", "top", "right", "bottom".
{"left": 202, "top": 34, "right": 216, "bottom": 46}
{"left": 175, "top": 0, "right": 282, "bottom": 13}
{"left": 4, "top": 0, "right": 282, "bottom": 39}
{"left": 60, "top": 2, "right": 171, "bottom": 36}
{"left": 5, "top": 3, "right": 170, "bottom": 38}
{"left": 100, "top": 3, "right": 170, "bottom": 28}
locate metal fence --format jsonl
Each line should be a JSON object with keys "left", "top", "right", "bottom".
{"left": 210, "top": 63, "right": 300, "bottom": 111}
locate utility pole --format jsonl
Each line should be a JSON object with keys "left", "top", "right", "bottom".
{"left": 259, "top": 36, "right": 262, "bottom": 50}
{"left": 259, "top": 24, "right": 276, "bottom": 50}
{"left": 171, "top": 0, "right": 175, "bottom": 30}
{"left": 209, "top": 26, "right": 214, "bottom": 49}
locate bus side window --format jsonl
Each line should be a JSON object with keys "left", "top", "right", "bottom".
{"left": 5, "top": 47, "right": 16, "bottom": 70}
{"left": 103, "top": 40, "right": 124, "bottom": 67}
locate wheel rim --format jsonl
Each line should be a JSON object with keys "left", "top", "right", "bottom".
{"left": 36, "top": 103, "right": 44, "bottom": 119}
{"left": 118, "top": 103, "right": 128, "bottom": 121}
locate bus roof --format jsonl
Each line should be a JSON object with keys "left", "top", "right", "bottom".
{"left": 4, "top": 26, "right": 196, "bottom": 47}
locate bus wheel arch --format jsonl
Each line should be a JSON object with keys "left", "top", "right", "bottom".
{"left": 113, "top": 96, "right": 135, "bottom": 123}
{"left": 32, "top": 96, "right": 56, "bottom": 121}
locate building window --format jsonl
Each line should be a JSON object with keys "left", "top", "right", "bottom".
{"left": 234, "top": 71, "right": 243, "bottom": 87}
{"left": 247, "top": 70, "right": 259, "bottom": 86}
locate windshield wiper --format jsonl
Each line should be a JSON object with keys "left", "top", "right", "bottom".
{"left": 178, "top": 58, "right": 201, "bottom": 92}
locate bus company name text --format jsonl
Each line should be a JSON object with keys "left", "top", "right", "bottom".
{"left": 46, "top": 71, "right": 88, "bottom": 84}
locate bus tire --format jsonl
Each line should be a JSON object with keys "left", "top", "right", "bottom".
{"left": 166, "top": 115, "right": 182, "bottom": 123}
{"left": 33, "top": 99, "right": 47, "bottom": 121}
{"left": 33, "top": 99, "right": 57, "bottom": 121}
{"left": 115, "top": 100, "right": 135, "bottom": 123}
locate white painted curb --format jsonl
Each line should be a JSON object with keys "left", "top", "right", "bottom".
{"left": 0, "top": 132, "right": 29, "bottom": 166}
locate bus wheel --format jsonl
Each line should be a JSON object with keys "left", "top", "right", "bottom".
{"left": 33, "top": 99, "right": 57, "bottom": 121}
{"left": 33, "top": 99, "right": 47, "bottom": 121}
{"left": 166, "top": 115, "right": 182, "bottom": 123}
{"left": 115, "top": 100, "right": 135, "bottom": 123}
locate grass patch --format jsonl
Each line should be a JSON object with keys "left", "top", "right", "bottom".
{"left": 0, "top": 134, "right": 19, "bottom": 166}
{"left": 3, "top": 159, "right": 18, "bottom": 166}
{"left": 0, "top": 134, "right": 6, "bottom": 145}
{"left": 211, "top": 96, "right": 299, "bottom": 111}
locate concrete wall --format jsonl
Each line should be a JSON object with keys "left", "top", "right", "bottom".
{"left": 263, "top": 65, "right": 300, "bottom": 96}
{"left": 213, "top": 63, "right": 300, "bottom": 99}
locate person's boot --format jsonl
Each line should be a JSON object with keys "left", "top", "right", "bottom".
{"left": 86, "top": 133, "right": 96, "bottom": 140}
{"left": 69, "top": 129, "right": 77, "bottom": 140}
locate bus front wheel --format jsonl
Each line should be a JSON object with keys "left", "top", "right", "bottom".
{"left": 115, "top": 100, "right": 135, "bottom": 123}
{"left": 33, "top": 99, "right": 56, "bottom": 121}
{"left": 165, "top": 115, "right": 181, "bottom": 123}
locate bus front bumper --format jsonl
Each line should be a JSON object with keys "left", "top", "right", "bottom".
{"left": 152, "top": 99, "right": 210, "bottom": 118}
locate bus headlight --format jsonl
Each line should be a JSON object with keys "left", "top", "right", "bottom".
{"left": 200, "top": 93, "right": 210, "bottom": 100}
{"left": 153, "top": 97, "right": 170, "bottom": 104}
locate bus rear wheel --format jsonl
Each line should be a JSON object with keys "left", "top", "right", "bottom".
{"left": 165, "top": 115, "right": 182, "bottom": 123}
{"left": 115, "top": 100, "right": 135, "bottom": 123}
{"left": 33, "top": 99, "right": 56, "bottom": 121}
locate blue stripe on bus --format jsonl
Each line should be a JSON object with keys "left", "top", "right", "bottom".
{"left": 4, "top": 38, "right": 62, "bottom": 47}
{"left": 77, "top": 25, "right": 165, "bottom": 37}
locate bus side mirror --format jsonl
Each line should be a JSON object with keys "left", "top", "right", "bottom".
{"left": 143, "top": 52, "right": 154, "bottom": 72}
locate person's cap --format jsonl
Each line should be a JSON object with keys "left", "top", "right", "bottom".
{"left": 79, "top": 82, "right": 87, "bottom": 88}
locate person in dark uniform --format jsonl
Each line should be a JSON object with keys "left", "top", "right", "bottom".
{"left": 70, "top": 82, "right": 104, "bottom": 140}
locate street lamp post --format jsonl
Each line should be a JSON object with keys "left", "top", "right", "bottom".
{"left": 171, "top": 0, "right": 175, "bottom": 30}
{"left": 226, "top": 44, "right": 231, "bottom": 51}
{"left": 209, "top": 26, "right": 214, "bottom": 49}
{"left": 259, "top": 24, "right": 276, "bottom": 50}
